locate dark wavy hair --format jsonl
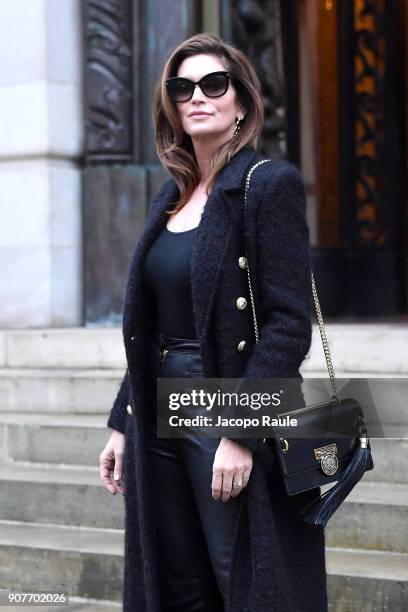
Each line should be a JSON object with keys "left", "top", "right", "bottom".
{"left": 152, "top": 32, "right": 264, "bottom": 214}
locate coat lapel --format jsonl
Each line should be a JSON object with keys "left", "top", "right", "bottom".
{"left": 191, "top": 145, "right": 258, "bottom": 341}
{"left": 123, "top": 145, "right": 258, "bottom": 348}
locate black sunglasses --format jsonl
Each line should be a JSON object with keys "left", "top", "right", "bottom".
{"left": 166, "top": 71, "right": 232, "bottom": 103}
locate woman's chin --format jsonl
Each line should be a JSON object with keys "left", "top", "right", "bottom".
{"left": 188, "top": 129, "right": 228, "bottom": 142}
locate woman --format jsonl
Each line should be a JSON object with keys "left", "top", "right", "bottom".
{"left": 100, "top": 33, "right": 328, "bottom": 612}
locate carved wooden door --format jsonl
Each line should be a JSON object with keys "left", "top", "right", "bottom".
{"left": 299, "top": 0, "right": 407, "bottom": 318}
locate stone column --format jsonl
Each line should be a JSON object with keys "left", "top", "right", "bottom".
{"left": 0, "top": 0, "right": 84, "bottom": 328}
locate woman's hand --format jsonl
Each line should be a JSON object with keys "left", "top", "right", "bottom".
{"left": 100, "top": 429, "right": 126, "bottom": 495}
{"left": 212, "top": 437, "right": 253, "bottom": 502}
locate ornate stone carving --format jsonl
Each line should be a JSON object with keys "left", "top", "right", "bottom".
{"left": 222, "top": 0, "right": 287, "bottom": 158}
{"left": 83, "top": 0, "right": 133, "bottom": 159}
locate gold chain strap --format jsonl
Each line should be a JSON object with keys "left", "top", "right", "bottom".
{"left": 243, "top": 160, "right": 338, "bottom": 400}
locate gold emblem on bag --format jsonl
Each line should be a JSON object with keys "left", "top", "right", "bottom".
{"left": 314, "top": 443, "right": 339, "bottom": 476}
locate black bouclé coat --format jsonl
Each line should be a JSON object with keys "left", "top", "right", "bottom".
{"left": 107, "top": 145, "right": 328, "bottom": 611}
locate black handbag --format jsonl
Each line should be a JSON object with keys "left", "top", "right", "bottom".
{"left": 243, "top": 160, "right": 374, "bottom": 527}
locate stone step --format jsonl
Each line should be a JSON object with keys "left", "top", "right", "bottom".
{"left": 0, "top": 520, "right": 123, "bottom": 602}
{"left": 0, "top": 413, "right": 108, "bottom": 466}
{"left": 363, "top": 437, "right": 408, "bottom": 484}
{"left": 300, "top": 374, "right": 408, "bottom": 431}
{"left": 0, "top": 464, "right": 124, "bottom": 530}
{"left": 63, "top": 602, "right": 121, "bottom": 611}
{"left": 304, "top": 323, "right": 408, "bottom": 375}
{"left": 0, "top": 521, "right": 407, "bottom": 611}
{"left": 0, "top": 368, "right": 123, "bottom": 413}
{"left": 1, "top": 457, "right": 407, "bottom": 553}
{"left": 0, "top": 598, "right": 121, "bottom": 611}
{"left": 0, "top": 328, "right": 126, "bottom": 370}
{"left": 1, "top": 366, "right": 406, "bottom": 428}
{"left": 326, "top": 547, "right": 408, "bottom": 611}
{"left": 326, "top": 481, "right": 408, "bottom": 553}
{"left": 1, "top": 324, "right": 407, "bottom": 374}
{"left": 0, "top": 414, "right": 406, "bottom": 481}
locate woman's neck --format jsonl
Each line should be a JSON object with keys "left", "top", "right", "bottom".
{"left": 191, "top": 133, "right": 232, "bottom": 186}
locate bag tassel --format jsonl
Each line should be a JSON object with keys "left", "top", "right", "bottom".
{"left": 300, "top": 433, "right": 372, "bottom": 527}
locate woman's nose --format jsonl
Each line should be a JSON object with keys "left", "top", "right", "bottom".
{"left": 190, "top": 84, "right": 206, "bottom": 101}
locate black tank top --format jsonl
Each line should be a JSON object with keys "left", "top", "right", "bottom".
{"left": 143, "top": 225, "right": 198, "bottom": 339}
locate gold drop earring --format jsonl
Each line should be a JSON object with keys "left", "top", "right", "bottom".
{"left": 233, "top": 116, "right": 243, "bottom": 138}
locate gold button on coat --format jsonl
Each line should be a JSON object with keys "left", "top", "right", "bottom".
{"left": 127, "top": 404, "right": 133, "bottom": 415}
{"left": 236, "top": 297, "right": 247, "bottom": 310}
{"left": 238, "top": 256, "right": 248, "bottom": 269}
{"left": 237, "top": 340, "right": 247, "bottom": 352}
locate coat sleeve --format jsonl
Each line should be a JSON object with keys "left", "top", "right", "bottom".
{"left": 107, "top": 369, "right": 130, "bottom": 434}
{"left": 227, "top": 163, "right": 312, "bottom": 454}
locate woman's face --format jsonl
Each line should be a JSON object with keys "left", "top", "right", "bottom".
{"left": 173, "top": 54, "right": 244, "bottom": 142}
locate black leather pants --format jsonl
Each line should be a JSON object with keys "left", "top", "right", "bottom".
{"left": 146, "top": 334, "right": 242, "bottom": 611}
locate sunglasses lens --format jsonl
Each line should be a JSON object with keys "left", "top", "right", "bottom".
{"left": 202, "top": 74, "right": 229, "bottom": 97}
{"left": 167, "top": 80, "right": 193, "bottom": 102}
{"left": 167, "top": 73, "right": 230, "bottom": 102}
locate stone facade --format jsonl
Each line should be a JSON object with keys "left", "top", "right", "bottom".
{"left": 0, "top": 0, "right": 83, "bottom": 327}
